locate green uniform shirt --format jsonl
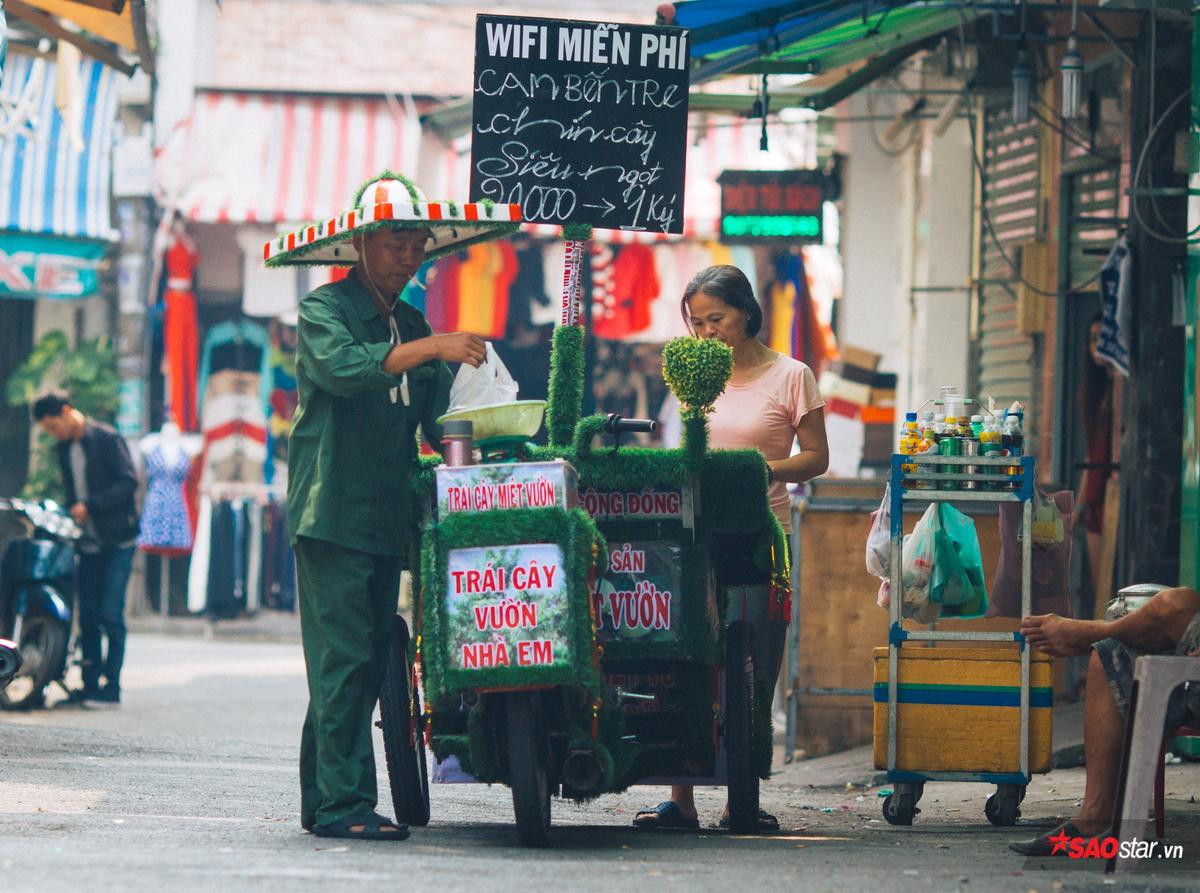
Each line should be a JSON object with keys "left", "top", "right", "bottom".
{"left": 287, "top": 273, "right": 452, "bottom": 557}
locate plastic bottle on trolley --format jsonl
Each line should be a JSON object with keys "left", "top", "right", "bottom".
{"left": 915, "top": 411, "right": 937, "bottom": 488}
{"left": 979, "top": 418, "right": 1003, "bottom": 490}
{"left": 899, "top": 412, "right": 919, "bottom": 483}
{"left": 1002, "top": 410, "right": 1024, "bottom": 490}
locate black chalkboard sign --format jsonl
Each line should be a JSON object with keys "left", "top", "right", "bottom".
{"left": 470, "top": 15, "right": 690, "bottom": 234}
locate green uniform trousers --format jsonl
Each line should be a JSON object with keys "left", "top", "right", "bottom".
{"left": 295, "top": 535, "right": 401, "bottom": 829}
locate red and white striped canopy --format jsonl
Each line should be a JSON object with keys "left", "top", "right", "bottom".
{"left": 175, "top": 90, "right": 418, "bottom": 224}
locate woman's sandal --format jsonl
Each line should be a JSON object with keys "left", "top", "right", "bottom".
{"left": 311, "top": 812, "right": 411, "bottom": 841}
{"left": 718, "top": 809, "right": 780, "bottom": 832}
{"left": 632, "top": 801, "right": 701, "bottom": 830}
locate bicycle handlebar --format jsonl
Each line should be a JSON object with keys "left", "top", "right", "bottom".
{"left": 602, "top": 414, "right": 658, "bottom": 436}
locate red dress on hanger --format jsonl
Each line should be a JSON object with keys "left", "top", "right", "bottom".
{"left": 164, "top": 236, "right": 199, "bottom": 431}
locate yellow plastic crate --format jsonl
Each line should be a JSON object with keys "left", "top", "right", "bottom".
{"left": 873, "top": 646, "right": 1053, "bottom": 775}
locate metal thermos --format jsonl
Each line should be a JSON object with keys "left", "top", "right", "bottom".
{"left": 441, "top": 419, "right": 474, "bottom": 467}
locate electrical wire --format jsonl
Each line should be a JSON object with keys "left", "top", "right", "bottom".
{"left": 1129, "top": 89, "right": 1200, "bottom": 244}
{"left": 1030, "top": 95, "right": 1120, "bottom": 165}
{"left": 955, "top": 8, "right": 1105, "bottom": 298}
{"left": 865, "top": 91, "right": 922, "bottom": 158}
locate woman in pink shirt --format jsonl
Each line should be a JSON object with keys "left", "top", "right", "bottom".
{"left": 634, "top": 264, "right": 829, "bottom": 832}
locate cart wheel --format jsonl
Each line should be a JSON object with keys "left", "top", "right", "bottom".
{"left": 506, "top": 691, "right": 551, "bottom": 847}
{"left": 725, "top": 621, "right": 760, "bottom": 834}
{"left": 984, "top": 784, "right": 1024, "bottom": 827}
{"left": 882, "top": 783, "right": 922, "bottom": 826}
{"left": 378, "top": 616, "right": 430, "bottom": 826}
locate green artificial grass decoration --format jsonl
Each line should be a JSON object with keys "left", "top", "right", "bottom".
{"left": 420, "top": 506, "right": 605, "bottom": 703}
{"left": 561, "top": 222, "right": 593, "bottom": 241}
{"left": 662, "top": 336, "right": 733, "bottom": 420}
{"left": 547, "top": 325, "right": 585, "bottom": 446}
{"left": 682, "top": 416, "right": 708, "bottom": 471}
{"left": 572, "top": 414, "right": 608, "bottom": 457}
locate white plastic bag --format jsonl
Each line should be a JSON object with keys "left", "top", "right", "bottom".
{"left": 865, "top": 484, "right": 892, "bottom": 580}
{"left": 448, "top": 342, "right": 518, "bottom": 412}
{"left": 900, "top": 505, "right": 940, "bottom": 623}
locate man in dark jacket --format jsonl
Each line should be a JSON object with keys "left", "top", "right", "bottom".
{"left": 33, "top": 390, "right": 139, "bottom": 706}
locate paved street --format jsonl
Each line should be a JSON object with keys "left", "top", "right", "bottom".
{"left": 1, "top": 632, "right": 1198, "bottom": 891}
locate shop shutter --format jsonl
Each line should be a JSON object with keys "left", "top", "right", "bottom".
{"left": 976, "top": 105, "right": 1041, "bottom": 438}
{"left": 1066, "top": 162, "right": 1122, "bottom": 290}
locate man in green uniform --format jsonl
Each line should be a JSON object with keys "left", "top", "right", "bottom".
{"left": 270, "top": 171, "right": 519, "bottom": 840}
{"left": 286, "top": 193, "right": 507, "bottom": 841}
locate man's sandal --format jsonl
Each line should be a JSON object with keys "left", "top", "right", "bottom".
{"left": 1008, "top": 820, "right": 1106, "bottom": 857}
{"left": 718, "top": 809, "right": 780, "bottom": 832}
{"left": 311, "top": 812, "right": 410, "bottom": 841}
{"left": 632, "top": 801, "right": 700, "bottom": 830}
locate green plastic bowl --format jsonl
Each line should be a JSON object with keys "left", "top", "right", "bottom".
{"left": 436, "top": 400, "right": 546, "bottom": 442}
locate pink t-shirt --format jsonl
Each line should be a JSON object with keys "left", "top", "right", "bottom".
{"left": 708, "top": 354, "right": 824, "bottom": 532}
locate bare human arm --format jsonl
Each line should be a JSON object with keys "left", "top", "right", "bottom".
{"left": 382, "top": 332, "right": 486, "bottom": 376}
{"left": 767, "top": 407, "right": 829, "bottom": 484}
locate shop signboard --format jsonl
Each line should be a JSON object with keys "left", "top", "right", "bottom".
{"left": 436, "top": 460, "right": 579, "bottom": 515}
{"left": 592, "top": 540, "right": 681, "bottom": 644}
{"left": 444, "top": 543, "right": 572, "bottom": 672}
{"left": 470, "top": 14, "right": 690, "bottom": 233}
{"left": 0, "top": 234, "right": 105, "bottom": 299}
{"left": 580, "top": 485, "right": 686, "bottom": 522}
{"left": 717, "top": 169, "right": 827, "bottom": 244}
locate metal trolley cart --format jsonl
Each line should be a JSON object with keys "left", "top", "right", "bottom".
{"left": 881, "top": 450, "right": 1041, "bottom": 826}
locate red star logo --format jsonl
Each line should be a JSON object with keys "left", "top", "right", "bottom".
{"left": 1048, "top": 828, "right": 1072, "bottom": 855}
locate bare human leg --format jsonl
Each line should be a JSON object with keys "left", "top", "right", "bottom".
{"left": 1072, "top": 650, "right": 1124, "bottom": 836}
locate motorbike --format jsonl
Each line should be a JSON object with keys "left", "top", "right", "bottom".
{"left": 0, "top": 497, "right": 81, "bottom": 709}
{"left": 0, "top": 639, "right": 19, "bottom": 688}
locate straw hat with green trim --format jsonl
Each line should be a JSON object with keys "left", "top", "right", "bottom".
{"left": 263, "top": 170, "right": 521, "bottom": 267}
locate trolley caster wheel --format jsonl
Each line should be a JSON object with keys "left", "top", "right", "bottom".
{"left": 882, "top": 783, "right": 922, "bottom": 826}
{"left": 985, "top": 784, "right": 1025, "bottom": 827}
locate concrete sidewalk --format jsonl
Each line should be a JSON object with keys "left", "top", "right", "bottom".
{"left": 126, "top": 608, "right": 302, "bottom": 643}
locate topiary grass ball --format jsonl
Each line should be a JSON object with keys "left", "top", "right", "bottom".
{"left": 662, "top": 336, "right": 734, "bottom": 416}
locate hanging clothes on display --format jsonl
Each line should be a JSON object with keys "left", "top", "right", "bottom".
{"left": 259, "top": 498, "right": 296, "bottom": 612}
{"left": 265, "top": 320, "right": 298, "bottom": 487}
{"left": 187, "top": 320, "right": 273, "bottom": 616}
{"left": 595, "top": 243, "right": 661, "bottom": 340}
{"left": 507, "top": 242, "right": 551, "bottom": 332}
{"left": 766, "top": 251, "right": 830, "bottom": 373}
{"left": 533, "top": 241, "right": 566, "bottom": 327}
{"left": 197, "top": 320, "right": 273, "bottom": 415}
{"left": 139, "top": 422, "right": 202, "bottom": 617}
{"left": 399, "top": 262, "right": 430, "bottom": 315}
{"left": 163, "top": 221, "right": 200, "bottom": 432}
{"left": 137, "top": 424, "right": 201, "bottom": 554}
{"left": 455, "top": 241, "right": 516, "bottom": 338}
{"left": 424, "top": 252, "right": 462, "bottom": 334}
{"left": 589, "top": 241, "right": 617, "bottom": 330}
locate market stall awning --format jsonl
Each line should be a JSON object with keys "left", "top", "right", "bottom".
{"left": 3, "top": 0, "right": 153, "bottom": 76}
{"left": 0, "top": 52, "right": 120, "bottom": 241}
{"left": 172, "top": 90, "right": 420, "bottom": 225}
{"left": 661, "top": 1, "right": 975, "bottom": 84}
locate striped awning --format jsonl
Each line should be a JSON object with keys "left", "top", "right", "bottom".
{"left": 175, "top": 90, "right": 419, "bottom": 224}
{"left": 0, "top": 52, "right": 120, "bottom": 241}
